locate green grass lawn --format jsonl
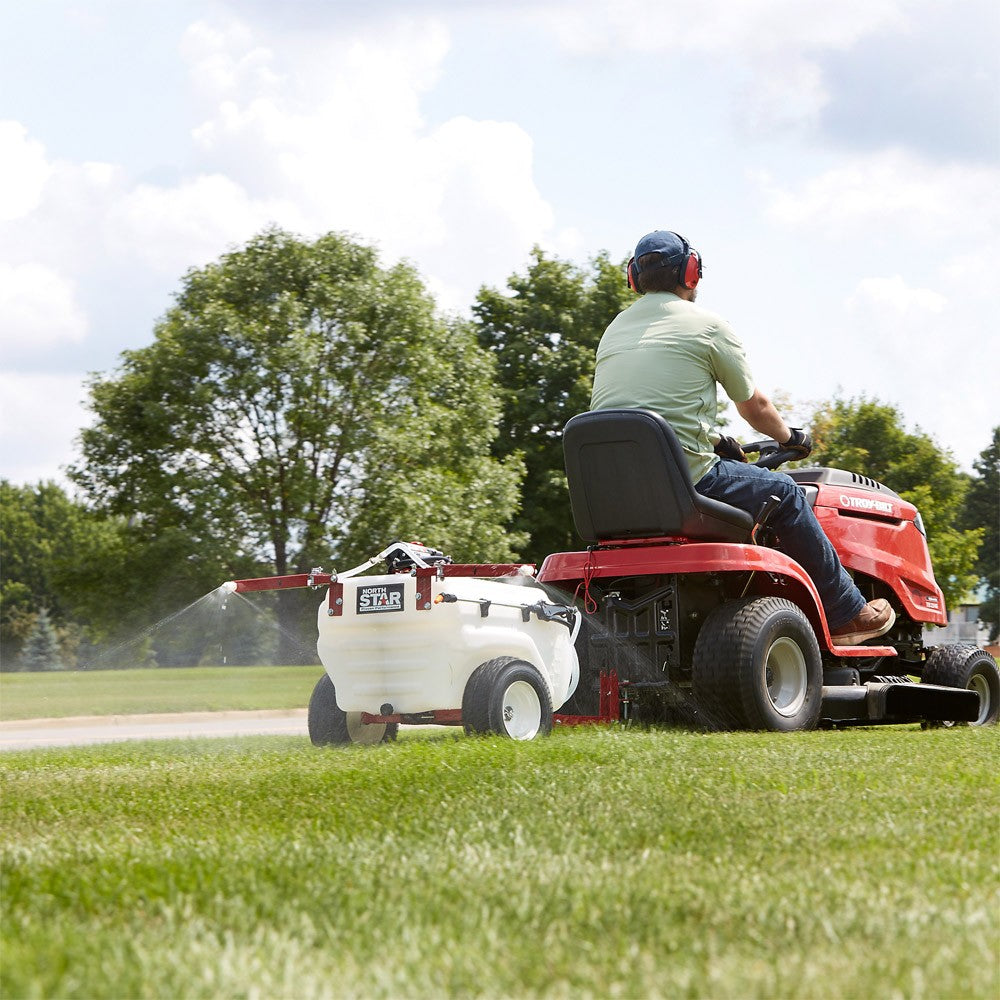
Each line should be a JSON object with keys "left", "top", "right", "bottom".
{"left": 0, "top": 665, "right": 322, "bottom": 721}
{"left": 2, "top": 725, "right": 998, "bottom": 999}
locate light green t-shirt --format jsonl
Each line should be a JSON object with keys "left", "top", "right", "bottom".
{"left": 590, "top": 292, "right": 755, "bottom": 483}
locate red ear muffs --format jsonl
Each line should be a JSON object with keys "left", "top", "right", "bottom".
{"left": 681, "top": 248, "right": 702, "bottom": 289}
{"left": 626, "top": 257, "right": 639, "bottom": 292}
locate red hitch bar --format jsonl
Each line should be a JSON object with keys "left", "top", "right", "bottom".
{"left": 224, "top": 564, "right": 536, "bottom": 617}
{"left": 227, "top": 573, "right": 334, "bottom": 593}
{"left": 225, "top": 565, "right": 533, "bottom": 594}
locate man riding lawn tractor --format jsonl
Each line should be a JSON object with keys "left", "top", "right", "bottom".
{"left": 590, "top": 229, "right": 895, "bottom": 647}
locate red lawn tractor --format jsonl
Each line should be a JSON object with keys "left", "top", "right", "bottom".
{"left": 541, "top": 408, "right": 997, "bottom": 731}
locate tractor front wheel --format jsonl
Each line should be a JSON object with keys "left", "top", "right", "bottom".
{"left": 307, "top": 673, "right": 398, "bottom": 746}
{"left": 692, "top": 597, "right": 823, "bottom": 731}
{"left": 462, "top": 657, "right": 553, "bottom": 740}
{"left": 922, "top": 644, "right": 999, "bottom": 727}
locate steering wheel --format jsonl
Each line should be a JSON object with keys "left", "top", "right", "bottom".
{"left": 742, "top": 438, "right": 803, "bottom": 470}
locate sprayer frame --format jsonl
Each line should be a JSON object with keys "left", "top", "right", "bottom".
{"left": 224, "top": 542, "right": 612, "bottom": 729}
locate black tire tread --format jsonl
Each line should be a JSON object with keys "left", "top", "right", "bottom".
{"left": 923, "top": 644, "right": 999, "bottom": 726}
{"left": 308, "top": 673, "right": 398, "bottom": 745}
{"left": 692, "top": 596, "right": 822, "bottom": 731}
{"left": 462, "top": 656, "right": 553, "bottom": 738}
{"left": 308, "top": 673, "right": 350, "bottom": 746}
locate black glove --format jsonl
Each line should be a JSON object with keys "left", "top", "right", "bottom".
{"left": 714, "top": 435, "right": 748, "bottom": 462}
{"left": 782, "top": 428, "right": 813, "bottom": 458}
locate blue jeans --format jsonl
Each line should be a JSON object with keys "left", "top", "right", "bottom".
{"left": 695, "top": 460, "right": 866, "bottom": 629}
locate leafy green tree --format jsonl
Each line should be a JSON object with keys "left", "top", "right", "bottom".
{"left": 809, "top": 396, "right": 981, "bottom": 611}
{"left": 960, "top": 427, "right": 999, "bottom": 641}
{"left": 0, "top": 606, "right": 36, "bottom": 671}
{"left": 71, "top": 228, "right": 522, "bottom": 662}
{"left": 1, "top": 480, "right": 93, "bottom": 666}
{"left": 1, "top": 480, "right": 168, "bottom": 667}
{"left": 1, "top": 481, "right": 74, "bottom": 620}
{"left": 473, "top": 247, "right": 633, "bottom": 561}
{"left": 20, "top": 607, "right": 63, "bottom": 671}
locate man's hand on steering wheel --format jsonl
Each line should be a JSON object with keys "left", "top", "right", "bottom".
{"left": 714, "top": 435, "right": 748, "bottom": 462}
{"left": 782, "top": 428, "right": 813, "bottom": 459}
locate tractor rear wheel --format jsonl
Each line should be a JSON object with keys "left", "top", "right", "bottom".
{"left": 307, "top": 673, "right": 398, "bottom": 746}
{"left": 922, "top": 644, "right": 999, "bottom": 726}
{"left": 692, "top": 597, "right": 822, "bottom": 731}
{"left": 462, "top": 657, "right": 553, "bottom": 740}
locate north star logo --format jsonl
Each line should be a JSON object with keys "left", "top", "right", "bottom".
{"left": 839, "top": 494, "right": 895, "bottom": 515}
{"left": 357, "top": 583, "right": 405, "bottom": 614}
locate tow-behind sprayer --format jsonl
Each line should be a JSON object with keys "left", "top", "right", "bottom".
{"left": 224, "top": 542, "right": 583, "bottom": 744}
{"left": 224, "top": 410, "right": 998, "bottom": 743}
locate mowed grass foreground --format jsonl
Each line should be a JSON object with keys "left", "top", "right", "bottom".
{"left": 2, "top": 727, "right": 998, "bottom": 999}
{"left": 0, "top": 665, "right": 321, "bottom": 721}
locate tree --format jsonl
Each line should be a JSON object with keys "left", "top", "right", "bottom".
{"left": 809, "top": 396, "right": 981, "bottom": 612}
{"left": 0, "top": 479, "right": 180, "bottom": 668}
{"left": 71, "top": 228, "right": 522, "bottom": 662}
{"left": 1, "top": 481, "right": 75, "bottom": 622}
{"left": 19, "top": 607, "right": 63, "bottom": 671}
{"left": 1, "top": 480, "right": 95, "bottom": 667}
{"left": 960, "top": 428, "right": 999, "bottom": 641}
{"left": 473, "top": 247, "right": 633, "bottom": 561}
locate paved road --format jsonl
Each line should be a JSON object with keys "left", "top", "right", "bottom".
{"left": 0, "top": 709, "right": 308, "bottom": 751}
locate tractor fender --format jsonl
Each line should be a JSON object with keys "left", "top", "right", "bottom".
{"left": 539, "top": 542, "right": 838, "bottom": 650}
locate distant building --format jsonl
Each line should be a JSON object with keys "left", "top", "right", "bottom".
{"left": 926, "top": 585, "right": 996, "bottom": 654}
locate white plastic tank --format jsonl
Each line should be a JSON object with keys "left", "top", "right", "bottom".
{"left": 316, "top": 573, "right": 579, "bottom": 715}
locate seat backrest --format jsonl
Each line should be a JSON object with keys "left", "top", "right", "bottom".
{"left": 563, "top": 409, "right": 754, "bottom": 543}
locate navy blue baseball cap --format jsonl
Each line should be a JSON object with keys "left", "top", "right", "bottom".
{"left": 634, "top": 230, "right": 687, "bottom": 264}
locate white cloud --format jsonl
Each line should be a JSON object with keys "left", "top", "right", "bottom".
{"left": 531, "top": 0, "right": 997, "bottom": 145}
{"left": 836, "top": 272, "right": 992, "bottom": 470}
{"left": 180, "top": 17, "right": 281, "bottom": 100}
{"left": 0, "top": 133, "right": 124, "bottom": 277}
{"left": 0, "top": 120, "right": 293, "bottom": 285}
{"left": 759, "top": 150, "right": 1000, "bottom": 239}
{"left": 0, "top": 263, "right": 88, "bottom": 351}
{"left": 732, "top": 150, "right": 997, "bottom": 471}
{"left": 940, "top": 250, "right": 1000, "bottom": 290}
{"left": 536, "top": 0, "right": 906, "bottom": 54}
{"left": 186, "top": 15, "right": 444, "bottom": 157}
{"left": 736, "top": 55, "right": 830, "bottom": 134}
{"left": 0, "top": 372, "right": 88, "bottom": 485}
{"left": 0, "top": 120, "right": 54, "bottom": 222}
{"left": 107, "top": 174, "right": 303, "bottom": 274}
{"left": 846, "top": 275, "right": 946, "bottom": 318}
{"left": 0, "top": 12, "right": 561, "bottom": 366}
{"left": 177, "top": 13, "right": 557, "bottom": 310}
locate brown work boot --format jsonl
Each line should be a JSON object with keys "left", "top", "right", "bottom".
{"left": 831, "top": 599, "right": 896, "bottom": 646}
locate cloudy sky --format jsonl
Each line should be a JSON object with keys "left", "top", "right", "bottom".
{"left": 1, "top": 0, "right": 997, "bottom": 488}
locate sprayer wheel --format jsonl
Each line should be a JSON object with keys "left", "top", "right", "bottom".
{"left": 307, "top": 674, "right": 398, "bottom": 746}
{"left": 922, "top": 644, "right": 999, "bottom": 727}
{"left": 692, "top": 596, "right": 822, "bottom": 732}
{"left": 462, "top": 656, "right": 553, "bottom": 740}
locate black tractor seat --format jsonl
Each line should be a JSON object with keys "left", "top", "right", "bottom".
{"left": 563, "top": 409, "right": 754, "bottom": 544}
